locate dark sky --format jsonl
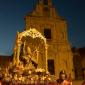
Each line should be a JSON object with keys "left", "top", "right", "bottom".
{"left": 0, "top": 0, "right": 85, "bottom": 55}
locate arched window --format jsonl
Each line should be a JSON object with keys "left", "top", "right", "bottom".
{"left": 43, "top": 7, "right": 50, "bottom": 16}
{"left": 44, "top": 28, "right": 51, "bottom": 39}
{"left": 48, "top": 59, "right": 55, "bottom": 75}
{"left": 43, "top": 0, "right": 48, "bottom": 5}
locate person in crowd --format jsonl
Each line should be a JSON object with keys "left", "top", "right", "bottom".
{"left": 67, "top": 73, "right": 72, "bottom": 85}
{"left": 82, "top": 80, "right": 85, "bottom": 85}
{"left": 56, "top": 70, "right": 72, "bottom": 85}
{"left": 56, "top": 70, "right": 66, "bottom": 85}
{"left": 0, "top": 77, "right": 2, "bottom": 85}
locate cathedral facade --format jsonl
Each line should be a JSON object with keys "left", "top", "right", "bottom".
{"left": 23, "top": 0, "right": 74, "bottom": 79}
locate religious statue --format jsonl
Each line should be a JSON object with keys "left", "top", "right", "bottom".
{"left": 24, "top": 46, "right": 32, "bottom": 63}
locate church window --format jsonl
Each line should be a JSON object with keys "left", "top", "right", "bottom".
{"left": 43, "top": 7, "right": 49, "bottom": 12}
{"left": 48, "top": 59, "right": 55, "bottom": 75}
{"left": 43, "top": 7, "right": 50, "bottom": 16}
{"left": 44, "top": 28, "right": 51, "bottom": 39}
{"left": 43, "top": 0, "right": 48, "bottom": 5}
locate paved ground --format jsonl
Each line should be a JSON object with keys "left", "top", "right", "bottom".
{"left": 73, "top": 80, "right": 84, "bottom": 85}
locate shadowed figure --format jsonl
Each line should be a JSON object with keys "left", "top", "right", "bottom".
{"left": 56, "top": 70, "right": 72, "bottom": 85}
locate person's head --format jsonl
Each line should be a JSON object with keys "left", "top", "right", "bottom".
{"left": 59, "top": 70, "right": 67, "bottom": 80}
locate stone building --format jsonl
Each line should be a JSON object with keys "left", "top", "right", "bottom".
{"left": 23, "top": 0, "right": 74, "bottom": 79}
{"left": 72, "top": 47, "right": 85, "bottom": 79}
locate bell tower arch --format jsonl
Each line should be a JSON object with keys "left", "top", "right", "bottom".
{"left": 38, "top": 0, "right": 52, "bottom": 6}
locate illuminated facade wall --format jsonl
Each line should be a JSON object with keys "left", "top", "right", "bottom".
{"left": 24, "top": 0, "right": 74, "bottom": 79}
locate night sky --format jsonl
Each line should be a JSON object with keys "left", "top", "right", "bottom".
{"left": 0, "top": 0, "right": 85, "bottom": 55}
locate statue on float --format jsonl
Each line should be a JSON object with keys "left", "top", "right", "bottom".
{"left": 3, "top": 28, "right": 50, "bottom": 83}
{"left": 12, "top": 28, "right": 48, "bottom": 70}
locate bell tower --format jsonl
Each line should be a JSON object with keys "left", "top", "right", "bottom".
{"left": 26, "top": 0, "right": 57, "bottom": 18}
{"left": 24, "top": 0, "right": 75, "bottom": 79}
{"left": 38, "top": 0, "right": 52, "bottom": 6}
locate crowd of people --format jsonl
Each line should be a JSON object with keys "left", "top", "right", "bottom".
{"left": 0, "top": 70, "right": 72, "bottom": 85}
{"left": 0, "top": 70, "right": 85, "bottom": 85}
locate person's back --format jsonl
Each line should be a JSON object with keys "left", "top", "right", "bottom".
{"left": 62, "top": 80, "right": 71, "bottom": 85}
{"left": 0, "top": 77, "right": 2, "bottom": 85}
{"left": 56, "top": 78, "right": 64, "bottom": 85}
{"left": 0, "top": 81, "right": 2, "bottom": 85}
{"left": 82, "top": 80, "right": 85, "bottom": 85}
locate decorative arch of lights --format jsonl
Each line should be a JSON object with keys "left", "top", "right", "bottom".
{"left": 14, "top": 28, "right": 48, "bottom": 71}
